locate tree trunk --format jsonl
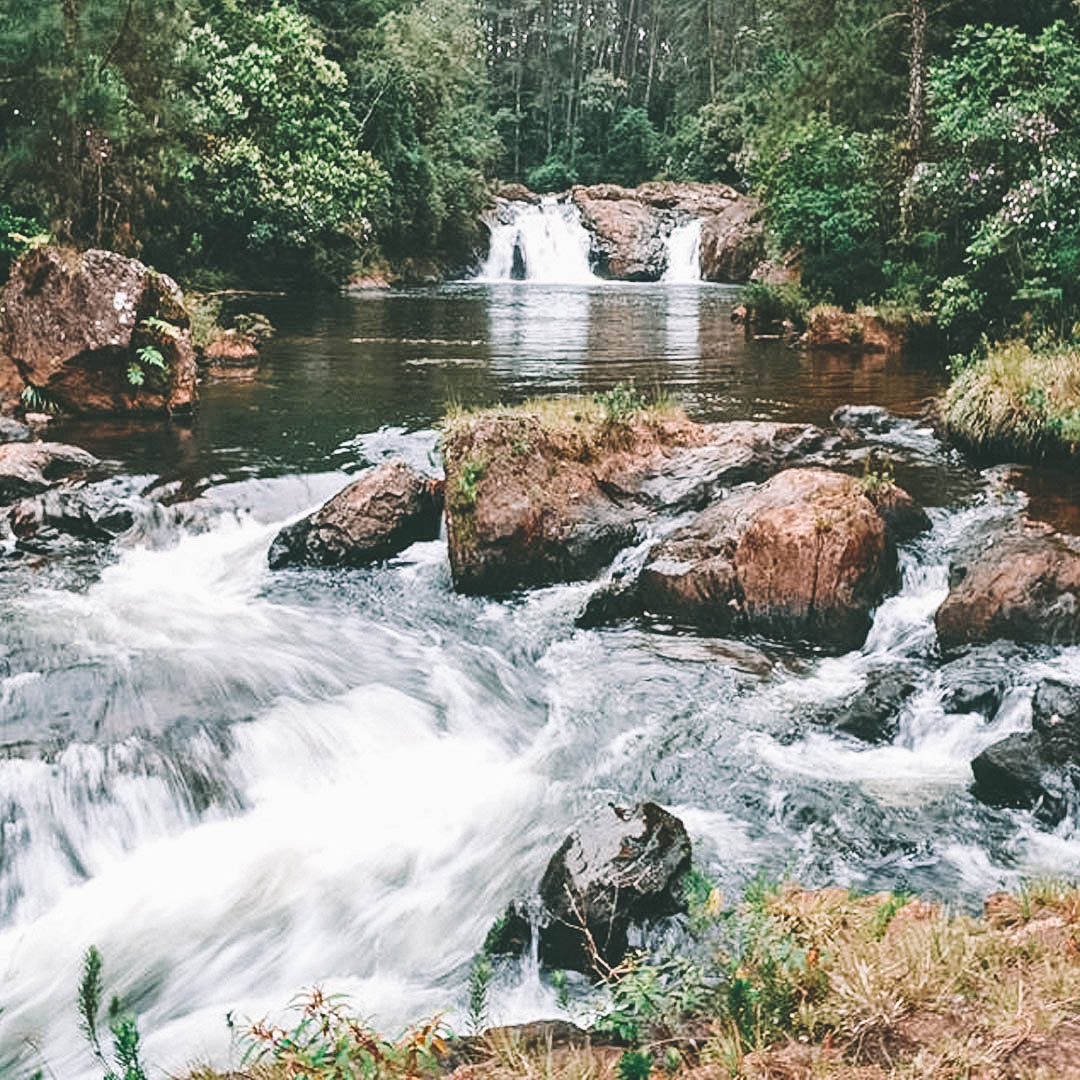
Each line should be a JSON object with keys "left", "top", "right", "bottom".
{"left": 908, "top": 0, "right": 927, "bottom": 163}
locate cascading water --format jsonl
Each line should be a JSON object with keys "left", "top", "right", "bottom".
{"left": 478, "top": 198, "right": 596, "bottom": 283}
{"left": 662, "top": 220, "right": 703, "bottom": 283}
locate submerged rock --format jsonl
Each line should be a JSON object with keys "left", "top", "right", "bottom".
{"left": 936, "top": 530, "right": 1080, "bottom": 647}
{"left": 268, "top": 461, "right": 444, "bottom": 570}
{"left": 202, "top": 331, "right": 260, "bottom": 377}
{"left": 537, "top": 802, "right": 691, "bottom": 975}
{"left": 0, "top": 442, "right": 98, "bottom": 502}
{"left": 638, "top": 468, "right": 919, "bottom": 651}
{"left": 970, "top": 679, "right": 1080, "bottom": 826}
{"left": 0, "top": 246, "right": 197, "bottom": 415}
{"left": 10, "top": 483, "right": 139, "bottom": 544}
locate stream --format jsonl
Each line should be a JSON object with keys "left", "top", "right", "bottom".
{"left": 2, "top": 282, "right": 1080, "bottom": 1078}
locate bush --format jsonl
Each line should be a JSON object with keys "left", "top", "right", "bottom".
{"left": 741, "top": 281, "right": 810, "bottom": 329}
{"left": 749, "top": 117, "right": 886, "bottom": 306}
{"left": 525, "top": 155, "right": 578, "bottom": 193}
{"left": 607, "top": 107, "right": 662, "bottom": 187}
{"left": 0, "top": 203, "right": 46, "bottom": 280}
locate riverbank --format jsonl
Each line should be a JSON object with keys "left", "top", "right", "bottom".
{"left": 943, "top": 341, "right": 1080, "bottom": 463}
{"left": 177, "top": 880, "right": 1080, "bottom": 1080}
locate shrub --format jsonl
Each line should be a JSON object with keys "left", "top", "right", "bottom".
{"left": 741, "top": 281, "right": 810, "bottom": 329}
{"left": 525, "top": 155, "right": 578, "bottom": 193}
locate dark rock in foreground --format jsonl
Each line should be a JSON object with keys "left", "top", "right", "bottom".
{"left": 970, "top": 678, "right": 1080, "bottom": 826}
{"left": 936, "top": 530, "right": 1080, "bottom": 647}
{"left": 0, "top": 417, "right": 30, "bottom": 444}
{"left": 10, "top": 483, "right": 139, "bottom": 544}
{"left": 268, "top": 461, "right": 444, "bottom": 570}
{"left": 537, "top": 802, "right": 691, "bottom": 975}
{"left": 0, "top": 442, "right": 98, "bottom": 503}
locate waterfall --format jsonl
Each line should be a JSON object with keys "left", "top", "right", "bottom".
{"left": 478, "top": 198, "right": 596, "bottom": 283}
{"left": 662, "top": 220, "right": 703, "bottom": 283}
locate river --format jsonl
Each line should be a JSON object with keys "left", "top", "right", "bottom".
{"left": 2, "top": 282, "right": 1079, "bottom": 1078}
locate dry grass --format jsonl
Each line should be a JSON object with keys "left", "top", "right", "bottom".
{"left": 943, "top": 340, "right": 1080, "bottom": 459}
{"left": 179, "top": 883, "right": 1080, "bottom": 1080}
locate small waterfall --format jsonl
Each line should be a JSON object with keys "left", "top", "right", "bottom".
{"left": 662, "top": 220, "right": 703, "bottom": 283}
{"left": 479, "top": 197, "right": 596, "bottom": 283}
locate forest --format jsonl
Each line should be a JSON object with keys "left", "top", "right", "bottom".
{"left": 2, "top": 1, "right": 1080, "bottom": 335}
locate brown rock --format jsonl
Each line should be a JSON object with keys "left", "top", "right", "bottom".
{"left": 699, "top": 201, "right": 765, "bottom": 283}
{"left": 0, "top": 348, "right": 24, "bottom": 411}
{"left": 804, "top": 305, "right": 906, "bottom": 354}
{"left": 494, "top": 182, "right": 541, "bottom": 204}
{"left": 203, "top": 331, "right": 260, "bottom": 376}
{"left": 936, "top": 531, "right": 1080, "bottom": 647}
{"left": 571, "top": 186, "right": 667, "bottom": 280}
{"left": 640, "top": 468, "right": 911, "bottom": 650}
{"left": 0, "top": 246, "right": 198, "bottom": 414}
{"left": 0, "top": 441, "right": 99, "bottom": 502}
{"left": 268, "top": 461, "right": 444, "bottom": 570}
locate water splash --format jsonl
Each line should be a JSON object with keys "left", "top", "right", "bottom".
{"left": 478, "top": 199, "right": 596, "bottom": 284}
{"left": 662, "top": 220, "right": 703, "bottom": 283}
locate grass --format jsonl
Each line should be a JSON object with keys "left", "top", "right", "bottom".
{"left": 158, "top": 881, "right": 1080, "bottom": 1080}
{"left": 943, "top": 339, "right": 1080, "bottom": 460}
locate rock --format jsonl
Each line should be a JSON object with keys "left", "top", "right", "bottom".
{"left": 751, "top": 251, "right": 802, "bottom": 286}
{"left": 698, "top": 202, "right": 765, "bottom": 283}
{"left": 0, "top": 246, "right": 197, "bottom": 415}
{"left": 1031, "top": 679, "right": 1080, "bottom": 765}
{"left": 9, "top": 484, "right": 138, "bottom": 543}
{"left": 940, "top": 653, "right": 1012, "bottom": 717}
{"left": 803, "top": 307, "right": 906, "bottom": 354}
{"left": 831, "top": 405, "right": 896, "bottom": 435}
{"left": 203, "top": 331, "right": 260, "bottom": 377}
{"left": 0, "top": 349, "right": 24, "bottom": 411}
{"left": 935, "top": 531, "right": 1080, "bottom": 648}
{"left": 0, "top": 442, "right": 98, "bottom": 502}
{"left": 494, "top": 182, "right": 541, "bottom": 205}
{"left": 576, "top": 575, "right": 642, "bottom": 630}
{"left": 571, "top": 186, "right": 668, "bottom": 280}
{"left": 268, "top": 461, "right": 444, "bottom": 570}
{"left": 442, "top": 405, "right": 706, "bottom": 595}
{"left": 567, "top": 182, "right": 762, "bottom": 283}
{"left": 814, "top": 666, "right": 921, "bottom": 743}
{"left": 867, "top": 482, "right": 932, "bottom": 542}
{"left": 970, "top": 732, "right": 1069, "bottom": 825}
{"left": 0, "top": 416, "right": 30, "bottom": 443}
{"left": 442, "top": 402, "right": 843, "bottom": 596}
{"left": 639, "top": 468, "right": 913, "bottom": 651}
{"left": 537, "top": 802, "right": 691, "bottom": 975}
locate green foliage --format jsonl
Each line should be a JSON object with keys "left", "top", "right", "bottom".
{"left": 181, "top": 4, "right": 390, "bottom": 284}
{"left": 740, "top": 281, "right": 810, "bottom": 330}
{"left": 608, "top": 108, "right": 662, "bottom": 188}
{"left": 129, "top": 345, "right": 168, "bottom": 388}
{"left": 596, "top": 382, "right": 646, "bottom": 428}
{"left": 232, "top": 311, "right": 276, "bottom": 346}
{"left": 0, "top": 203, "right": 47, "bottom": 278}
{"left": 457, "top": 459, "right": 485, "bottom": 507}
{"left": 749, "top": 116, "right": 886, "bottom": 306}
{"left": 870, "top": 892, "right": 911, "bottom": 941}
{"left": 77, "top": 945, "right": 148, "bottom": 1080}
{"left": 526, "top": 156, "right": 578, "bottom": 194}
{"left": 858, "top": 452, "right": 896, "bottom": 498}
{"left": 467, "top": 952, "right": 492, "bottom": 1035}
{"left": 616, "top": 1050, "right": 653, "bottom": 1080}
{"left": 20, "top": 385, "right": 61, "bottom": 415}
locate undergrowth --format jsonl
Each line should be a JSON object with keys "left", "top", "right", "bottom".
{"left": 944, "top": 339, "right": 1080, "bottom": 460}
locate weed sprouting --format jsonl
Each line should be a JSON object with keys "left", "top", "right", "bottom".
{"left": 20, "top": 383, "right": 60, "bottom": 414}
{"left": 77, "top": 945, "right": 149, "bottom": 1080}
{"left": 467, "top": 951, "right": 493, "bottom": 1035}
{"left": 457, "top": 458, "right": 485, "bottom": 506}
{"left": 596, "top": 382, "right": 646, "bottom": 429}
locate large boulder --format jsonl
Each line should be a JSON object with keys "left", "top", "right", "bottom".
{"left": 9, "top": 482, "right": 140, "bottom": 545}
{"left": 567, "top": 182, "right": 763, "bottom": 283}
{"left": 935, "top": 530, "right": 1080, "bottom": 648}
{"left": 0, "top": 247, "right": 197, "bottom": 415}
{"left": 0, "top": 442, "right": 98, "bottom": 503}
{"left": 268, "top": 461, "right": 444, "bottom": 570}
{"left": 442, "top": 401, "right": 842, "bottom": 596}
{"left": 537, "top": 802, "right": 691, "bottom": 975}
{"left": 571, "top": 186, "right": 668, "bottom": 280}
{"left": 699, "top": 201, "right": 765, "bottom": 283}
{"left": 638, "top": 468, "right": 920, "bottom": 651}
